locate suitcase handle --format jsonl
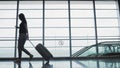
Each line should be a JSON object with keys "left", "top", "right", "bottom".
{"left": 28, "top": 40, "right": 35, "bottom": 48}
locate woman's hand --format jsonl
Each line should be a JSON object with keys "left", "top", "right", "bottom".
{"left": 26, "top": 33, "right": 29, "bottom": 40}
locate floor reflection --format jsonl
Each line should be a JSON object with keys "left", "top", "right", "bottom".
{"left": 29, "top": 62, "right": 33, "bottom": 68}
{"left": 15, "top": 61, "right": 53, "bottom": 68}
{"left": 18, "top": 63, "right": 21, "bottom": 68}
{"left": 42, "top": 62, "right": 53, "bottom": 68}
{"left": 16, "top": 61, "right": 33, "bottom": 68}
{"left": 73, "top": 59, "right": 120, "bottom": 68}
{"left": 1, "top": 59, "right": 120, "bottom": 68}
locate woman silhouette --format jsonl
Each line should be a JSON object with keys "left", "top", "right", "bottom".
{"left": 15, "top": 13, "right": 33, "bottom": 63}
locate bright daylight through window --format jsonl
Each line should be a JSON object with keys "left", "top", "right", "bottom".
{"left": 0, "top": 1, "right": 119, "bottom": 58}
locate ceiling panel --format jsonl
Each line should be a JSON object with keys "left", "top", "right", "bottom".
{"left": 0, "top": 0, "right": 116, "bottom": 1}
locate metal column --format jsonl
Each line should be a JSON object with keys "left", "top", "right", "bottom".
{"left": 42, "top": 0, "right": 45, "bottom": 46}
{"left": 14, "top": 0, "right": 19, "bottom": 58}
{"left": 68, "top": 0, "right": 72, "bottom": 57}
{"left": 93, "top": 0, "right": 98, "bottom": 55}
{"left": 117, "top": 0, "right": 120, "bottom": 39}
{"left": 42, "top": 0, "right": 45, "bottom": 64}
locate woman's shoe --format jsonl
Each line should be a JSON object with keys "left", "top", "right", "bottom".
{"left": 30, "top": 54, "right": 33, "bottom": 59}
{"left": 14, "top": 59, "right": 21, "bottom": 64}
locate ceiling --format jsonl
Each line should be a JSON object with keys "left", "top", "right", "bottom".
{"left": 0, "top": 0, "right": 116, "bottom": 1}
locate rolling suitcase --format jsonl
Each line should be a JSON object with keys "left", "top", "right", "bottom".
{"left": 29, "top": 40, "right": 53, "bottom": 63}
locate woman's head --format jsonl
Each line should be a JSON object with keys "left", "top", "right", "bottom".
{"left": 19, "top": 13, "right": 25, "bottom": 21}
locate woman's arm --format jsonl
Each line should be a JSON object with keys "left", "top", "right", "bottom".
{"left": 25, "top": 23, "right": 29, "bottom": 40}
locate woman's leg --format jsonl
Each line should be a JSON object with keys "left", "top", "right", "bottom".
{"left": 15, "top": 35, "right": 26, "bottom": 63}
{"left": 19, "top": 34, "right": 33, "bottom": 59}
{"left": 18, "top": 34, "right": 26, "bottom": 60}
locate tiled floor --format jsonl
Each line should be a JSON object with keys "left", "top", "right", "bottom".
{"left": 0, "top": 59, "right": 120, "bottom": 68}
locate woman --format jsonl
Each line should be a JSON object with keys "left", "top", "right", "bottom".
{"left": 15, "top": 13, "right": 33, "bottom": 63}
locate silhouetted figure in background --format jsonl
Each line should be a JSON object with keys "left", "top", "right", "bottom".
{"left": 15, "top": 13, "right": 33, "bottom": 63}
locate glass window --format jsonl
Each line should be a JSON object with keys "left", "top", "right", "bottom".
{"left": 45, "top": 1, "right": 70, "bottom": 57}
{"left": 96, "top": 10, "right": 117, "bottom": 17}
{"left": 45, "top": 10, "right": 68, "bottom": 18}
{"left": 45, "top": 19, "right": 68, "bottom": 27}
{"left": 96, "top": 1, "right": 119, "bottom": 43}
{"left": 0, "top": 1, "right": 17, "bottom": 58}
{"left": 45, "top": 1, "right": 68, "bottom": 9}
{"left": 97, "top": 19, "right": 118, "bottom": 27}
{"left": 71, "top": 10, "right": 94, "bottom": 18}
{"left": 71, "top": 1, "right": 93, "bottom": 9}
{"left": 71, "top": 1, "right": 96, "bottom": 56}
{"left": 95, "top": 1, "right": 117, "bottom": 9}
{"left": 71, "top": 19, "right": 94, "bottom": 27}
{"left": 0, "top": 0, "right": 119, "bottom": 58}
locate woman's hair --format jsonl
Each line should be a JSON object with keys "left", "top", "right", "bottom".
{"left": 19, "top": 13, "right": 26, "bottom": 21}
